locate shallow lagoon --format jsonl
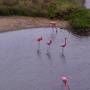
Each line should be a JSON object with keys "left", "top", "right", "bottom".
{"left": 0, "top": 28, "right": 90, "bottom": 90}
{"left": 85, "top": 0, "right": 90, "bottom": 8}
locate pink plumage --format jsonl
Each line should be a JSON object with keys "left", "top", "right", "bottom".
{"left": 37, "top": 36, "right": 43, "bottom": 42}
{"left": 61, "top": 38, "right": 67, "bottom": 48}
{"left": 61, "top": 76, "right": 68, "bottom": 86}
{"left": 47, "top": 39, "right": 52, "bottom": 46}
{"left": 49, "top": 21, "right": 56, "bottom": 27}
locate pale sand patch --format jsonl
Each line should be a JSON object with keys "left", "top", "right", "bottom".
{"left": 0, "top": 16, "right": 70, "bottom": 32}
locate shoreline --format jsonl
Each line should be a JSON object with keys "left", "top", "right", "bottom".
{"left": 0, "top": 16, "right": 70, "bottom": 33}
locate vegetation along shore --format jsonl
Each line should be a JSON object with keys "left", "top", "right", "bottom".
{"left": 0, "top": 0, "right": 90, "bottom": 35}
{"left": 0, "top": 16, "right": 69, "bottom": 32}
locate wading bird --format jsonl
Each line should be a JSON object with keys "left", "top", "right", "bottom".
{"left": 47, "top": 39, "right": 52, "bottom": 47}
{"left": 37, "top": 36, "right": 43, "bottom": 42}
{"left": 49, "top": 21, "right": 58, "bottom": 33}
{"left": 61, "top": 37, "right": 67, "bottom": 48}
{"left": 46, "top": 39, "right": 52, "bottom": 58}
{"left": 37, "top": 36, "right": 43, "bottom": 48}
{"left": 61, "top": 76, "right": 70, "bottom": 90}
{"left": 60, "top": 37, "right": 67, "bottom": 54}
{"left": 46, "top": 39, "right": 53, "bottom": 51}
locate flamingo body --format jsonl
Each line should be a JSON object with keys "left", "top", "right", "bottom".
{"left": 37, "top": 37, "right": 43, "bottom": 42}
{"left": 49, "top": 21, "right": 56, "bottom": 27}
{"left": 61, "top": 76, "right": 68, "bottom": 86}
{"left": 61, "top": 76, "right": 70, "bottom": 90}
{"left": 61, "top": 44, "right": 66, "bottom": 48}
{"left": 47, "top": 39, "right": 52, "bottom": 46}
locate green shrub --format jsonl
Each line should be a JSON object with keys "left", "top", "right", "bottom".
{"left": 68, "top": 8, "right": 90, "bottom": 29}
{"left": 46, "top": 2, "right": 57, "bottom": 18}
{"left": 0, "top": 5, "right": 10, "bottom": 15}
{"left": 0, "top": 0, "right": 83, "bottom": 17}
{"left": 0, "top": 0, "right": 89, "bottom": 31}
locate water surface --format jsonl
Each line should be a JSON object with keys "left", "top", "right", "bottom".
{"left": 85, "top": 0, "right": 90, "bottom": 8}
{"left": 0, "top": 28, "right": 90, "bottom": 90}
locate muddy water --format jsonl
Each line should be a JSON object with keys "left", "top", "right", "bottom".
{"left": 0, "top": 28, "right": 90, "bottom": 90}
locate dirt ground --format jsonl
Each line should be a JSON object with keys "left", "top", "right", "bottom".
{"left": 0, "top": 16, "right": 70, "bottom": 32}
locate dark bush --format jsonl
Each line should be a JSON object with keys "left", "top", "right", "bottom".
{"left": 69, "top": 8, "right": 90, "bottom": 29}
{"left": 0, "top": 5, "right": 10, "bottom": 15}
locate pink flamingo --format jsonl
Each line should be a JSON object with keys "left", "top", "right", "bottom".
{"left": 37, "top": 36, "right": 43, "bottom": 48}
{"left": 61, "top": 37, "right": 67, "bottom": 49}
{"left": 46, "top": 39, "right": 52, "bottom": 53}
{"left": 49, "top": 21, "right": 56, "bottom": 27}
{"left": 49, "top": 21, "right": 58, "bottom": 33}
{"left": 61, "top": 76, "right": 70, "bottom": 90}
{"left": 46, "top": 39, "right": 52, "bottom": 48}
{"left": 47, "top": 39, "right": 52, "bottom": 46}
{"left": 37, "top": 36, "right": 43, "bottom": 42}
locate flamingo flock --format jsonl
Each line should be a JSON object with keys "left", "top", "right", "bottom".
{"left": 37, "top": 36, "right": 67, "bottom": 51}
{"left": 36, "top": 22, "right": 70, "bottom": 90}
{"left": 37, "top": 22, "right": 67, "bottom": 48}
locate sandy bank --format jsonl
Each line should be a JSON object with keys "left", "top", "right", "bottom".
{"left": 0, "top": 16, "right": 70, "bottom": 32}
